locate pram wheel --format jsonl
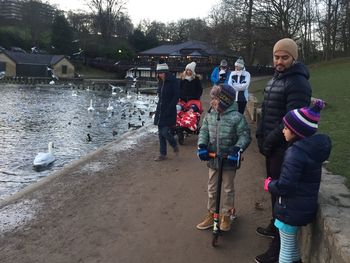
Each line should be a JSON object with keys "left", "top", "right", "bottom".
{"left": 177, "top": 128, "right": 185, "bottom": 145}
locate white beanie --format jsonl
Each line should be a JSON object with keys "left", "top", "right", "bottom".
{"left": 185, "top": 61, "right": 196, "bottom": 74}
{"left": 235, "top": 58, "right": 245, "bottom": 68}
{"left": 156, "top": 61, "right": 169, "bottom": 73}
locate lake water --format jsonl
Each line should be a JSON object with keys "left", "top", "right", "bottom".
{"left": 0, "top": 84, "right": 157, "bottom": 201}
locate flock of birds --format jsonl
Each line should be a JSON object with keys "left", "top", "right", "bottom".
{"left": 0, "top": 69, "right": 156, "bottom": 170}
{"left": 32, "top": 84, "right": 157, "bottom": 170}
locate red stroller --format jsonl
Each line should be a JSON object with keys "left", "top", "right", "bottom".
{"left": 174, "top": 99, "right": 203, "bottom": 145}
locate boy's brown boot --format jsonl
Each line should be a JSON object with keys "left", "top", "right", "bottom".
{"left": 220, "top": 215, "right": 231, "bottom": 232}
{"left": 196, "top": 212, "right": 214, "bottom": 230}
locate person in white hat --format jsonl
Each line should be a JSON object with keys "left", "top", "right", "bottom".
{"left": 228, "top": 57, "right": 251, "bottom": 114}
{"left": 179, "top": 61, "right": 203, "bottom": 102}
{"left": 153, "top": 59, "right": 180, "bottom": 161}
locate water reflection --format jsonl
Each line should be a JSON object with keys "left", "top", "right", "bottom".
{"left": 0, "top": 84, "right": 157, "bottom": 200}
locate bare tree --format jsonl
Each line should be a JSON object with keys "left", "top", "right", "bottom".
{"left": 87, "top": 0, "right": 127, "bottom": 42}
{"left": 255, "top": 0, "right": 305, "bottom": 38}
{"left": 340, "top": 0, "right": 350, "bottom": 55}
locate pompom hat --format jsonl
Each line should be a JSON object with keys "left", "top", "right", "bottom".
{"left": 283, "top": 99, "right": 325, "bottom": 138}
{"left": 185, "top": 61, "right": 196, "bottom": 74}
{"left": 273, "top": 38, "right": 299, "bottom": 60}
{"left": 235, "top": 58, "right": 245, "bottom": 68}
{"left": 210, "top": 84, "right": 236, "bottom": 113}
{"left": 156, "top": 59, "right": 169, "bottom": 73}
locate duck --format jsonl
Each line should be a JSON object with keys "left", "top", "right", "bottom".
{"left": 86, "top": 133, "right": 92, "bottom": 142}
{"left": 87, "top": 99, "right": 94, "bottom": 111}
{"left": 33, "top": 142, "right": 55, "bottom": 168}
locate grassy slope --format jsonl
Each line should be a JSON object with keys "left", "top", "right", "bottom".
{"left": 77, "top": 64, "right": 118, "bottom": 79}
{"left": 250, "top": 58, "right": 350, "bottom": 185}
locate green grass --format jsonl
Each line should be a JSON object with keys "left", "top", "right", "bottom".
{"left": 77, "top": 64, "right": 119, "bottom": 79}
{"left": 250, "top": 58, "right": 350, "bottom": 186}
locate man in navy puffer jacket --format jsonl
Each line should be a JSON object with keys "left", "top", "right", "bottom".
{"left": 255, "top": 38, "right": 312, "bottom": 263}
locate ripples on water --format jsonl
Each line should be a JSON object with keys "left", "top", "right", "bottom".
{"left": 0, "top": 84, "right": 157, "bottom": 200}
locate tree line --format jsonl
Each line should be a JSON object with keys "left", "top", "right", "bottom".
{"left": 0, "top": 0, "right": 349, "bottom": 65}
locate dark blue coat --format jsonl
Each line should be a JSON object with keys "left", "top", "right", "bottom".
{"left": 268, "top": 134, "right": 332, "bottom": 226}
{"left": 154, "top": 73, "right": 180, "bottom": 127}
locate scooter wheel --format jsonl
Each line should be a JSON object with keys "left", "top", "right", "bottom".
{"left": 212, "top": 236, "right": 219, "bottom": 247}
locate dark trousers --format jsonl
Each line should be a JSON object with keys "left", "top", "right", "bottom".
{"left": 158, "top": 126, "right": 177, "bottom": 156}
{"left": 265, "top": 149, "right": 285, "bottom": 218}
{"left": 237, "top": 101, "right": 247, "bottom": 114}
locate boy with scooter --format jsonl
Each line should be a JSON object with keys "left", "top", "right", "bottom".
{"left": 196, "top": 84, "right": 251, "bottom": 233}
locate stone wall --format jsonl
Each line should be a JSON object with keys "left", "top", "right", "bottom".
{"left": 246, "top": 95, "right": 350, "bottom": 263}
{"left": 299, "top": 171, "right": 350, "bottom": 263}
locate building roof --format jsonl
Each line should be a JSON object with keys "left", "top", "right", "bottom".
{"left": 138, "top": 40, "right": 225, "bottom": 57}
{"left": 2, "top": 51, "right": 68, "bottom": 66}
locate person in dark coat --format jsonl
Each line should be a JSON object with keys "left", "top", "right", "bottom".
{"left": 210, "top": 59, "right": 231, "bottom": 85}
{"left": 179, "top": 61, "right": 203, "bottom": 102}
{"left": 255, "top": 38, "right": 312, "bottom": 263}
{"left": 153, "top": 60, "right": 180, "bottom": 161}
{"left": 264, "top": 99, "right": 331, "bottom": 263}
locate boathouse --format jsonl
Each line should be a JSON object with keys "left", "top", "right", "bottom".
{"left": 0, "top": 50, "right": 75, "bottom": 78}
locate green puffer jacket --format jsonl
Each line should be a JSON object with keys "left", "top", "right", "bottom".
{"left": 198, "top": 103, "right": 251, "bottom": 170}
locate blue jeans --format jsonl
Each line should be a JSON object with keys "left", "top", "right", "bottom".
{"left": 158, "top": 126, "right": 177, "bottom": 156}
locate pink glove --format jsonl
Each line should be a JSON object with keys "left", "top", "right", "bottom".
{"left": 264, "top": 177, "right": 272, "bottom": 192}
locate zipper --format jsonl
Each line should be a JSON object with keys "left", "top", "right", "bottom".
{"left": 156, "top": 80, "right": 165, "bottom": 125}
{"left": 215, "top": 112, "right": 221, "bottom": 156}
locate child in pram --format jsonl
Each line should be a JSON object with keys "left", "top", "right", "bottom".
{"left": 176, "top": 99, "right": 203, "bottom": 132}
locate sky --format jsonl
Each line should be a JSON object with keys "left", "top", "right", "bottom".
{"left": 48, "top": 0, "right": 217, "bottom": 25}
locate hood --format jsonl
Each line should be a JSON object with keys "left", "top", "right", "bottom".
{"left": 294, "top": 134, "right": 332, "bottom": 163}
{"left": 222, "top": 101, "right": 238, "bottom": 114}
{"left": 274, "top": 62, "right": 310, "bottom": 80}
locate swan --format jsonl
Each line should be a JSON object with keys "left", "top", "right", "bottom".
{"left": 87, "top": 99, "right": 94, "bottom": 111}
{"left": 107, "top": 102, "right": 114, "bottom": 111}
{"left": 33, "top": 142, "right": 55, "bottom": 168}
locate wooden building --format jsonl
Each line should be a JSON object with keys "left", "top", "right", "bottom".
{"left": 128, "top": 40, "right": 231, "bottom": 80}
{"left": 0, "top": 51, "right": 75, "bottom": 78}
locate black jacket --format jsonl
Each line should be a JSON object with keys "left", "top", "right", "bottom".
{"left": 268, "top": 134, "right": 332, "bottom": 226}
{"left": 179, "top": 77, "right": 202, "bottom": 102}
{"left": 154, "top": 73, "right": 180, "bottom": 127}
{"left": 256, "top": 62, "right": 312, "bottom": 156}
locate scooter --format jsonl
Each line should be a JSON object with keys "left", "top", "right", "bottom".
{"left": 209, "top": 152, "right": 242, "bottom": 247}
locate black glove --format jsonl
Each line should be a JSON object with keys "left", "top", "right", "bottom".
{"left": 197, "top": 144, "right": 209, "bottom": 161}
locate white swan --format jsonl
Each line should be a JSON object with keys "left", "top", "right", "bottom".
{"left": 87, "top": 99, "right": 94, "bottom": 111}
{"left": 107, "top": 102, "right": 114, "bottom": 111}
{"left": 33, "top": 142, "right": 55, "bottom": 168}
